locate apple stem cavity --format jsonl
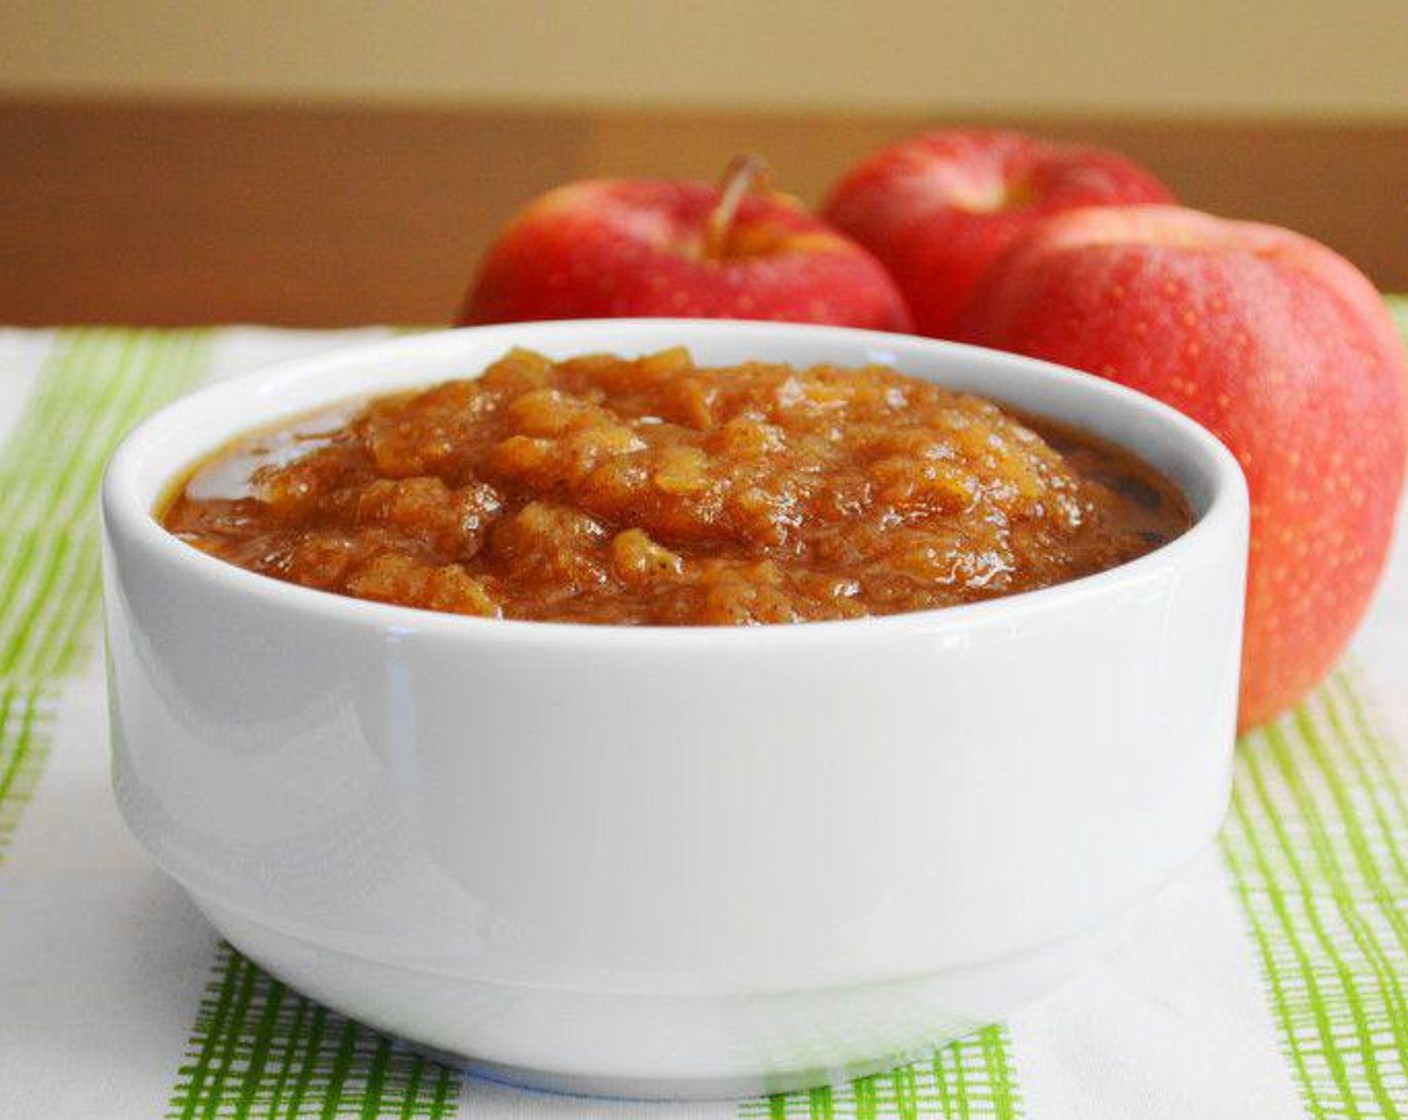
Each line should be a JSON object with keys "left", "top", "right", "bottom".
{"left": 704, "top": 155, "right": 770, "bottom": 260}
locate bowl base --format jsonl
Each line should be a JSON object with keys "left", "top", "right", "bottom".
{"left": 415, "top": 1036, "right": 988, "bottom": 1102}
{"left": 190, "top": 891, "right": 1117, "bottom": 1101}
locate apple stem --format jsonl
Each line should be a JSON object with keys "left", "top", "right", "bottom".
{"left": 704, "top": 155, "right": 769, "bottom": 259}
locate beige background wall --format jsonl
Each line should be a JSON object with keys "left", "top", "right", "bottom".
{"left": 2, "top": 0, "right": 1406, "bottom": 116}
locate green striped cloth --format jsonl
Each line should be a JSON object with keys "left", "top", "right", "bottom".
{"left": 0, "top": 312, "right": 1405, "bottom": 1119}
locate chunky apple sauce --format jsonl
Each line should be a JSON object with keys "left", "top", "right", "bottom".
{"left": 160, "top": 348, "right": 1190, "bottom": 624}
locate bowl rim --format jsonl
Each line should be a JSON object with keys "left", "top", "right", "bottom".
{"left": 101, "top": 317, "right": 1249, "bottom": 647}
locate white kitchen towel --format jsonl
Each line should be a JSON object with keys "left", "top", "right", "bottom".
{"left": 0, "top": 322, "right": 1405, "bottom": 1119}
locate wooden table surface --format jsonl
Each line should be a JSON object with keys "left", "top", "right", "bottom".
{"left": 4, "top": 99, "right": 1406, "bottom": 326}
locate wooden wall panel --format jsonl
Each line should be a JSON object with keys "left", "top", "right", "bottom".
{"left": 2, "top": 100, "right": 1404, "bottom": 326}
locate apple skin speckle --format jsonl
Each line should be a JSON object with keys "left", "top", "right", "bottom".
{"left": 459, "top": 179, "right": 912, "bottom": 332}
{"left": 957, "top": 203, "right": 1408, "bottom": 730}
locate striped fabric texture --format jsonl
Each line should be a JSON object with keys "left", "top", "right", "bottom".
{"left": 736, "top": 1028, "right": 1020, "bottom": 1120}
{"left": 0, "top": 308, "right": 1405, "bottom": 1118}
{"left": 0, "top": 331, "right": 209, "bottom": 871}
{"left": 1222, "top": 671, "right": 1408, "bottom": 1114}
{"left": 169, "top": 945, "right": 458, "bottom": 1120}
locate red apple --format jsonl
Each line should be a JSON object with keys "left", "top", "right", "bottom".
{"left": 822, "top": 129, "right": 1174, "bottom": 339}
{"left": 956, "top": 204, "right": 1408, "bottom": 729}
{"left": 460, "top": 158, "right": 912, "bottom": 331}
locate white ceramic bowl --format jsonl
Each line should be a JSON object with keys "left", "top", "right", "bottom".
{"left": 102, "top": 319, "right": 1248, "bottom": 1099}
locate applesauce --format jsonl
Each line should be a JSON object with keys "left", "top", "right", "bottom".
{"left": 159, "top": 348, "right": 1190, "bottom": 624}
